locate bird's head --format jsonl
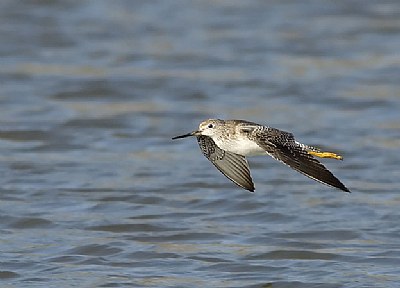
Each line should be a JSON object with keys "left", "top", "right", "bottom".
{"left": 172, "top": 119, "right": 223, "bottom": 139}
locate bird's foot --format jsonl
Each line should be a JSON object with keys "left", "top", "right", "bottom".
{"left": 308, "top": 150, "right": 343, "bottom": 160}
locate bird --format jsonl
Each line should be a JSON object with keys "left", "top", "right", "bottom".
{"left": 172, "top": 119, "right": 350, "bottom": 192}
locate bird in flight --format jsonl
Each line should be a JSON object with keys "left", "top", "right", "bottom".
{"left": 172, "top": 119, "right": 350, "bottom": 192}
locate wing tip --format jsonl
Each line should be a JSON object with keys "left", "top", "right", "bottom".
{"left": 340, "top": 185, "right": 351, "bottom": 193}
{"left": 235, "top": 181, "right": 255, "bottom": 192}
{"left": 329, "top": 176, "right": 350, "bottom": 193}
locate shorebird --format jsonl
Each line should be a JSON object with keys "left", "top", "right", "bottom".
{"left": 172, "top": 119, "right": 350, "bottom": 192}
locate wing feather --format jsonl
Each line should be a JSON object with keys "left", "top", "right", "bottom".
{"left": 197, "top": 136, "right": 255, "bottom": 192}
{"left": 252, "top": 127, "right": 350, "bottom": 192}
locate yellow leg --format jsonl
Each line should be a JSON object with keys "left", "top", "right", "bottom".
{"left": 308, "top": 150, "right": 343, "bottom": 160}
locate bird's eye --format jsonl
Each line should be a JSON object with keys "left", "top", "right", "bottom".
{"left": 208, "top": 124, "right": 214, "bottom": 128}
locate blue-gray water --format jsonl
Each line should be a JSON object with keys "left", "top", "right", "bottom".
{"left": 1, "top": 1, "right": 400, "bottom": 287}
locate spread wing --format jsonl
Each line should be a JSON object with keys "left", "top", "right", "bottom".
{"left": 251, "top": 127, "right": 350, "bottom": 192}
{"left": 196, "top": 136, "right": 255, "bottom": 192}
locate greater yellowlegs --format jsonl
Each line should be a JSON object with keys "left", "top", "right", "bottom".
{"left": 172, "top": 119, "right": 350, "bottom": 192}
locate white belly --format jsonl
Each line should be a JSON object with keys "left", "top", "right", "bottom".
{"left": 214, "top": 137, "right": 266, "bottom": 156}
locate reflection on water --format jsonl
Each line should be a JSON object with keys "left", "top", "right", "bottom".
{"left": 1, "top": 1, "right": 400, "bottom": 287}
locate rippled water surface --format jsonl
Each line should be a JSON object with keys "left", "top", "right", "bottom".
{"left": 1, "top": 1, "right": 400, "bottom": 287}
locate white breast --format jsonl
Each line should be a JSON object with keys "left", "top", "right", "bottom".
{"left": 213, "top": 137, "right": 266, "bottom": 156}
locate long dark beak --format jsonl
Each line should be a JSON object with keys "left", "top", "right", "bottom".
{"left": 172, "top": 131, "right": 199, "bottom": 140}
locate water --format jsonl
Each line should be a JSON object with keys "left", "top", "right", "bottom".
{"left": 1, "top": 1, "right": 400, "bottom": 287}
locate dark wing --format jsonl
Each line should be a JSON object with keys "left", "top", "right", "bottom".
{"left": 196, "top": 135, "right": 255, "bottom": 192}
{"left": 252, "top": 127, "right": 350, "bottom": 192}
